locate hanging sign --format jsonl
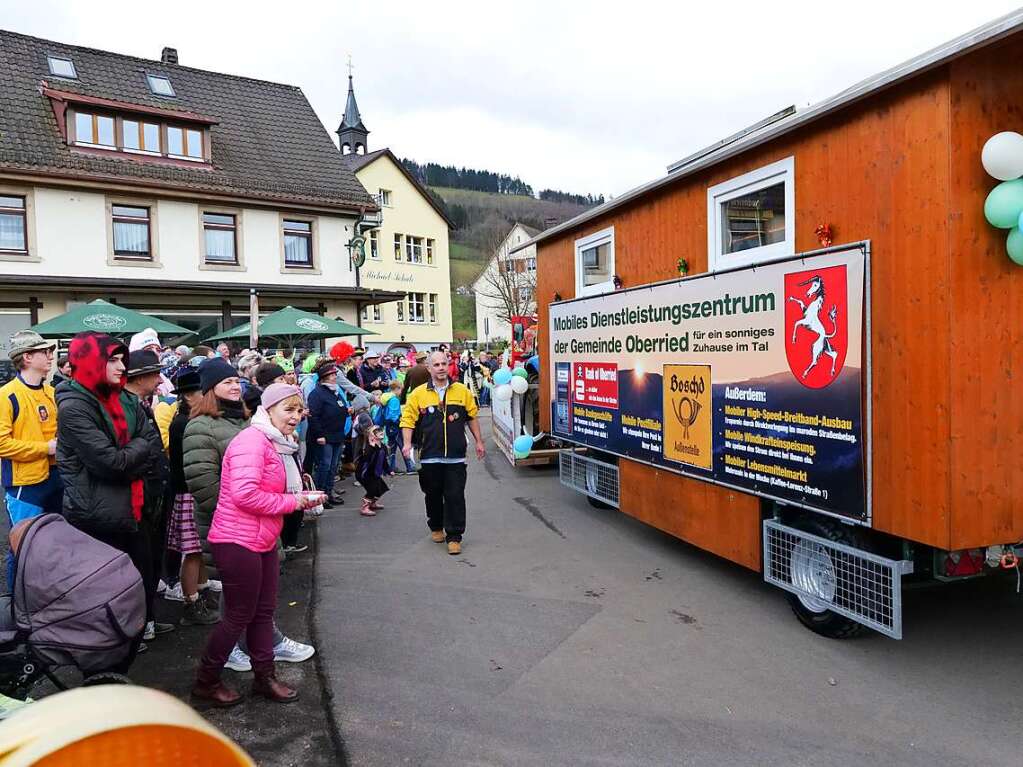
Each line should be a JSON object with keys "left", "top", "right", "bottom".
{"left": 549, "top": 245, "right": 869, "bottom": 521}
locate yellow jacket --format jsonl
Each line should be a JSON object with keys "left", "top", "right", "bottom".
{"left": 0, "top": 375, "right": 57, "bottom": 488}
{"left": 154, "top": 400, "right": 178, "bottom": 452}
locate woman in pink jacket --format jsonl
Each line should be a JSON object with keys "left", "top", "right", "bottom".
{"left": 192, "top": 384, "right": 325, "bottom": 707}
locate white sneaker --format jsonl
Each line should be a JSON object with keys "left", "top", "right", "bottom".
{"left": 163, "top": 582, "right": 185, "bottom": 602}
{"left": 200, "top": 579, "right": 223, "bottom": 593}
{"left": 224, "top": 645, "right": 251, "bottom": 672}
{"left": 157, "top": 579, "right": 168, "bottom": 594}
{"left": 143, "top": 620, "right": 155, "bottom": 641}
{"left": 273, "top": 636, "right": 315, "bottom": 663}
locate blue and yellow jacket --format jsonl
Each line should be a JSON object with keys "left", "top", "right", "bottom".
{"left": 400, "top": 380, "right": 478, "bottom": 461}
{"left": 0, "top": 375, "right": 57, "bottom": 488}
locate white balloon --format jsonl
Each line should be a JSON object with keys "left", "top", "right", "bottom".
{"left": 510, "top": 376, "right": 529, "bottom": 394}
{"left": 982, "top": 132, "right": 1023, "bottom": 180}
{"left": 494, "top": 384, "right": 513, "bottom": 401}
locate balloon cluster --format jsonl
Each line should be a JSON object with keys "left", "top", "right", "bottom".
{"left": 491, "top": 365, "right": 529, "bottom": 402}
{"left": 982, "top": 132, "right": 1023, "bottom": 265}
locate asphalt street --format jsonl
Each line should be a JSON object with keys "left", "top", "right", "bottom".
{"left": 314, "top": 418, "right": 1022, "bottom": 766}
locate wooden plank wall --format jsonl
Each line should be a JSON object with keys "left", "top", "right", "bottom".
{"left": 536, "top": 62, "right": 1008, "bottom": 562}
{"left": 948, "top": 40, "right": 1023, "bottom": 548}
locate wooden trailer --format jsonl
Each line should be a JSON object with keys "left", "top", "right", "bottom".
{"left": 519, "top": 12, "right": 1023, "bottom": 638}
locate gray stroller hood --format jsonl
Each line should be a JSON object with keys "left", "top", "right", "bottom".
{"left": 13, "top": 514, "right": 145, "bottom": 674}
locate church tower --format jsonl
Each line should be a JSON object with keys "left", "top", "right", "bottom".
{"left": 337, "top": 71, "right": 369, "bottom": 155}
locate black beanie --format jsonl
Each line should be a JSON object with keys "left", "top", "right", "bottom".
{"left": 254, "top": 362, "right": 287, "bottom": 388}
{"left": 198, "top": 357, "right": 237, "bottom": 393}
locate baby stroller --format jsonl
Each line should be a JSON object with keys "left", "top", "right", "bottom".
{"left": 0, "top": 514, "right": 146, "bottom": 700}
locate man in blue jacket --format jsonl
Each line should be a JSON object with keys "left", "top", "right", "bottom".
{"left": 306, "top": 360, "right": 348, "bottom": 506}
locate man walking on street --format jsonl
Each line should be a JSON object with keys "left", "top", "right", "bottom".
{"left": 401, "top": 351, "right": 485, "bottom": 555}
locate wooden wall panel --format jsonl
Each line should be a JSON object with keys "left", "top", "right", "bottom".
{"left": 948, "top": 41, "right": 1023, "bottom": 548}
{"left": 537, "top": 59, "right": 989, "bottom": 554}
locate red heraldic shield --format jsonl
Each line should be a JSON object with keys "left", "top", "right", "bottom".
{"left": 784, "top": 264, "right": 848, "bottom": 389}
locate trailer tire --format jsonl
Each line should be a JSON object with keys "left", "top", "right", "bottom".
{"left": 584, "top": 451, "right": 616, "bottom": 510}
{"left": 784, "top": 516, "right": 867, "bottom": 639}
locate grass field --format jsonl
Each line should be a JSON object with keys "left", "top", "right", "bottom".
{"left": 449, "top": 242, "right": 487, "bottom": 289}
{"left": 450, "top": 292, "right": 476, "bottom": 340}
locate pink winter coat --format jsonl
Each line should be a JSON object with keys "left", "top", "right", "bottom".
{"left": 208, "top": 426, "right": 297, "bottom": 552}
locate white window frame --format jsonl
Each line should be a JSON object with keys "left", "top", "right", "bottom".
{"left": 706, "top": 156, "right": 794, "bottom": 272}
{"left": 369, "top": 229, "right": 379, "bottom": 260}
{"left": 372, "top": 304, "right": 382, "bottom": 323}
{"left": 574, "top": 226, "right": 615, "bottom": 297}
{"left": 378, "top": 189, "right": 392, "bottom": 207}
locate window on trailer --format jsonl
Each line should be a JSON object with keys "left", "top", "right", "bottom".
{"left": 707, "top": 156, "right": 794, "bottom": 270}
{"left": 574, "top": 226, "right": 615, "bottom": 297}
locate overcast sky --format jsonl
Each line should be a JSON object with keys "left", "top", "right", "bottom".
{"left": 7, "top": 1, "right": 1022, "bottom": 197}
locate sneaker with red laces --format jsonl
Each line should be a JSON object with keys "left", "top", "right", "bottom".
{"left": 360, "top": 499, "right": 377, "bottom": 517}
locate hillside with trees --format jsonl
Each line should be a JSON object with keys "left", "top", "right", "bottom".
{"left": 401, "top": 159, "right": 603, "bottom": 340}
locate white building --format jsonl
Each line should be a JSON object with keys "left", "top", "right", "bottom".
{"left": 472, "top": 222, "right": 538, "bottom": 344}
{"left": 336, "top": 77, "right": 454, "bottom": 355}
{"left": 0, "top": 31, "right": 400, "bottom": 354}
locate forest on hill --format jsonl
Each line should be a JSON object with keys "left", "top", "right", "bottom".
{"left": 400, "top": 158, "right": 604, "bottom": 339}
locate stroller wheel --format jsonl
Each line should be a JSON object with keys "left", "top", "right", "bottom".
{"left": 82, "top": 671, "right": 132, "bottom": 687}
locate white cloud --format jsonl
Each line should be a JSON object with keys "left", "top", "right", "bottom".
{"left": 6, "top": 0, "right": 1023, "bottom": 196}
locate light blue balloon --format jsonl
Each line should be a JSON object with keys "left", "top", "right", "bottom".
{"left": 512, "top": 367, "right": 529, "bottom": 378}
{"left": 1007, "top": 228, "right": 1023, "bottom": 266}
{"left": 513, "top": 435, "right": 533, "bottom": 454}
{"left": 493, "top": 368, "right": 513, "bottom": 386}
{"left": 984, "top": 179, "right": 1023, "bottom": 228}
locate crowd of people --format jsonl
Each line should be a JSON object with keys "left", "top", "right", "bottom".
{"left": 0, "top": 327, "right": 492, "bottom": 708}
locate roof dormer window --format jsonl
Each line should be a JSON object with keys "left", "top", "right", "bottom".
{"left": 47, "top": 56, "right": 77, "bottom": 79}
{"left": 147, "top": 74, "right": 175, "bottom": 97}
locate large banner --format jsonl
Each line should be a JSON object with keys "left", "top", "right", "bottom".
{"left": 549, "top": 246, "right": 869, "bottom": 521}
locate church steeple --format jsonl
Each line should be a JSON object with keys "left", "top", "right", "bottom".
{"left": 337, "top": 63, "right": 369, "bottom": 155}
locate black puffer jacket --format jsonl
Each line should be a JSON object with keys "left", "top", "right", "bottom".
{"left": 56, "top": 381, "right": 162, "bottom": 535}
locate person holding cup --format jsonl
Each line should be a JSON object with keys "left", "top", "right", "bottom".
{"left": 192, "top": 383, "right": 326, "bottom": 707}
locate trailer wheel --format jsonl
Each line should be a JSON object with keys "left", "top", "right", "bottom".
{"left": 784, "top": 516, "right": 867, "bottom": 639}
{"left": 584, "top": 451, "right": 615, "bottom": 510}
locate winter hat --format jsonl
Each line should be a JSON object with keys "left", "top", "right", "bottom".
{"left": 69, "top": 332, "right": 128, "bottom": 393}
{"left": 354, "top": 411, "right": 374, "bottom": 435}
{"left": 171, "top": 368, "right": 201, "bottom": 394}
{"left": 364, "top": 350, "right": 380, "bottom": 361}
{"left": 313, "top": 360, "right": 338, "bottom": 379}
{"left": 8, "top": 330, "right": 54, "bottom": 362}
{"left": 198, "top": 357, "right": 237, "bottom": 394}
{"left": 414, "top": 351, "right": 428, "bottom": 362}
{"left": 128, "top": 328, "right": 160, "bottom": 352}
{"left": 261, "top": 382, "right": 303, "bottom": 411}
{"left": 254, "top": 362, "right": 287, "bottom": 388}
{"left": 350, "top": 393, "right": 370, "bottom": 413}
{"left": 236, "top": 351, "right": 264, "bottom": 378}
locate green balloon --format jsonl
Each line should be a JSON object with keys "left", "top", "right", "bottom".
{"left": 512, "top": 367, "right": 529, "bottom": 378}
{"left": 984, "top": 179, "right": 1023, "bottom": 228}
{"left": 1007, "top": 228, "right": 1023, "bottom": 266}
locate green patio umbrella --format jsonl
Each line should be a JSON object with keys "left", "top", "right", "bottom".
{"left": 204, "top": 305, "right": 374, "bottom": 344}
{"left": 29, "top": 299, "right": 191, "bottom": 339}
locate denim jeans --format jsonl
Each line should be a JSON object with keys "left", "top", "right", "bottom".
{"left": 384, "top": 423, "right": 400, "bottom": 473}
{"left": 313, "top": 441, "right": 344, "bottom": 495}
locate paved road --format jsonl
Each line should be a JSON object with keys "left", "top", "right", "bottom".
{"left": 315, "top": 420, "right": 1021, "bottom": 766}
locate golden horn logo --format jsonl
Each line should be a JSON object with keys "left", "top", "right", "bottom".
{"left": 672, "top": 396, "right": 701, "bottom": 440}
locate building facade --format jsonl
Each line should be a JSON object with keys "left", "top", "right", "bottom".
{"left": 472, "top": 222, "right": 538, "bottom": 344}
{"left": 338, "top": 77, "right": 453, "bottom": 354}
{"left": 0, "top": 31, "right": 400, "bottom": 353}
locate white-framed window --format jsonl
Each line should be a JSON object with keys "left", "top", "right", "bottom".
{"left": 405, "top": 235, "right": 423, "bottom": 264}
{"left": 518, "top": 286, "right": 532, "bottom": 302}
{"left": 396, "top": 300, "right": 404, "bottom": 322}
{"left": 574, "top": 226, "right": 615, "bottom": 297}
{"left": 426, "top": 238, "right": 434, "bottom": 265}
{"left": 428, "top": 294, "right": 437, "bottom": 323}
{"left": 372, "top": 305, "right": 382, "bottom": 322}
{"left": 369, "top": 229, "right": 379, "bottom": 260}
{"left": 707, "top": 156, "right": 794, "bottom": 271}
{"left": 378, "top": 189, "right": 392, "bottom": 207}
{"left": 408, "top": 292, "right": 426, "bottom": 323}
{"left": 525, "top": 257, "right": 536, "bottom": 271}
{"left": 393, "top": 233, "right": 403, "bottom": 261}
{"left": 361, "top": 306, "right": 369, "bottom": 322}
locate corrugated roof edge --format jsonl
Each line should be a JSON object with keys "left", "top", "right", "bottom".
{"left": 509, "top": 7, "right": 1023, "bottom": 255}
